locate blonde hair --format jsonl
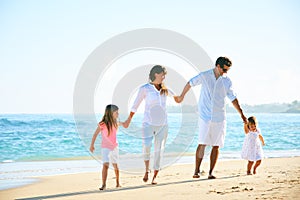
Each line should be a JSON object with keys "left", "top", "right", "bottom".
{"left": 149, "top": 65, "right": 168, "bottom": 96}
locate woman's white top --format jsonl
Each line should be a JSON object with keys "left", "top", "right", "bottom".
{"left": 131, "top": 83, "right": 174, "bottom": 126}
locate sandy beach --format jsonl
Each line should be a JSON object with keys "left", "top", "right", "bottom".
{"left": 1, "top": 157, "right": 299, "bottom": 200}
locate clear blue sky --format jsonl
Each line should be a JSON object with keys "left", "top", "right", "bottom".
{"left": 0, "top": 0, "right": 299, "bottom": 113}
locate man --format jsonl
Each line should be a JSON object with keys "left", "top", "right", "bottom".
{"left": 176, "top": 56, "right": 247, "bottom": 179}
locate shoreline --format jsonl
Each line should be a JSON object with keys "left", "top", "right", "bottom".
{"left": 1, "top": 157, "right": 299, "bottom": 200}
{"left": 1, "top": 150, "right": 300, "bottom": 191}
{"left": 0, "top": 151, "right": 300, "bottom": 191}
{"left": 2, "top": 148, "right": 299, "bottom": 163}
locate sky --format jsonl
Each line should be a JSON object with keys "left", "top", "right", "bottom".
{"left": 0, "top": 0, "right": 299, "bottom": 113}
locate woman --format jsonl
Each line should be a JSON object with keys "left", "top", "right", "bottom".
{"left": 124, "top": 65, "right": 179, "bottom": 184}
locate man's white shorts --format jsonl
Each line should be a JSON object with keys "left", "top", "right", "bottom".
{"left": 101, "top": 147, "right": 119, "bottom": 164}
{"left": 198, "top": 118, "right": 226, "bottom": 148}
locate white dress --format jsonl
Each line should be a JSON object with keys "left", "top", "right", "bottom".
{"left": 241, "top": 129, "right": 264, "bottom": 161}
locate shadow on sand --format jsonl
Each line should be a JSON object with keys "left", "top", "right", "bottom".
{"left": 16, "top": 174, "right": 242, "bottom": 200}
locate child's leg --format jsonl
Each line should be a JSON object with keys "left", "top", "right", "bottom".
{"left": 112, "top": 163, "right": 121, "bottom": 187}
{"left": 100, "top": 163, "right": 109, "bottom": 190}
{"left": 253, "top": 160, "right": 261, "bottom": 174}
{"left": 247, "top": 161, "right": 254, "bottom": 175}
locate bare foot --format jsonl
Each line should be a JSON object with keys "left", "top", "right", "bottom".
{"left": 151, "top": 177, "right": 157, "bottom": 185}
{"left": 116, "top": 184, "right": 121, "bottom": 188}
{"left": 247, "top": 171, "right": 252, "bottom": 175}
{"left": 143, "top": 171, "right": 150, "bottom": 182}
{"left": 151, "top": 170, "right": 159, "bottom": 184}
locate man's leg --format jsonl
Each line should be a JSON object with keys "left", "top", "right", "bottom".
{"left": 208, "top": 146, "right": 219, "bottom": 179}
{"left": 193, "top": 144, "right": 206, "bottom": 178}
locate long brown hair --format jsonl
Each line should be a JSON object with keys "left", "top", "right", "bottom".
{"left": 149, "top": 65, "right": 168, "bottom": 96}
{"left": 99, "top": 104, "right": 119, "bottom": 136}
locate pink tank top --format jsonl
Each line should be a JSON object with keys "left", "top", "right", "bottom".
{"left": 99, "top": 122, "right": 118, "bottom": 150}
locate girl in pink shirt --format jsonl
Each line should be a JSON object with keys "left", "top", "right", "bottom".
{"left": 90, "top": 104, "right": 126, "bottom": 190}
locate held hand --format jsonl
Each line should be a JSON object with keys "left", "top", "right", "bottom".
{"left": 90, "top": 145, "right": 95, "bottom": 153}
{"left": 174, "top": 95, "right": 183, "bottom": 103}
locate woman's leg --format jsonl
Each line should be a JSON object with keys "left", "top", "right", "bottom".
{"left": 142, "top": 124, "right": 153, "bottom": 182}
{"left": 151, "top": 169, "right": 159, "bottom": 185}
{"left": 152, "top": 125, "right": 168, "bottom": 184}
{"left": 143, "top": 160, "right": 150, "bottom": 182}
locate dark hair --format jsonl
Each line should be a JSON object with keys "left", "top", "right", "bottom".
{"left": 99, "top": 104, "right": 119, "bottom": 136}
{"left": 215, "top": 57, "right": 232, "bottom": 68}
{"left": 248, "top": 116, "right": 258, "bottom": 126}
{"left": 149, "top": 65, "right": 168, "bottom": 96}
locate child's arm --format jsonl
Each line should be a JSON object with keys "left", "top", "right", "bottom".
{"left": 123, "top": 112, "right": 134, "bottom": 128}
{"left": 90, "top": 125, "right": 101, "bottom": 153}
{"left": 244, "top": 122, "right": 249, "bottom": 134}
{"left": 259, "top": 134, "right": 265, "bottom": 146}
{"left": 119, "top": 121, "right": 125, "bottom": 128}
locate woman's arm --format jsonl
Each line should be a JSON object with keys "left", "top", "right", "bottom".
{"left": 131, "top": 87, "right": 145, "bottom": 113}
{"left": 124, "top": 86, "right": 145, "bottom": 128}
{"left": 175, "top": 82, "right": 191, "bottom": 103}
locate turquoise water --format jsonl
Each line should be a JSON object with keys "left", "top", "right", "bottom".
{"left": 0, "top": 113, "right": 299, "bottom": 190}
{"left": 0, "top": 113, "right": 299, "bottom": 162}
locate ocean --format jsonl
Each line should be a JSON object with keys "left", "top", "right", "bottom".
{"left": 0, "top": 113, "right": 299, "bottom": 190}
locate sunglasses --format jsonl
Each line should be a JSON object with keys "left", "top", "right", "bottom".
{"left": 222, "top": 67, "right": 228, "bottom": 73}
{"left": 221, "top": 64, "right": 230, "bottom": 73}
